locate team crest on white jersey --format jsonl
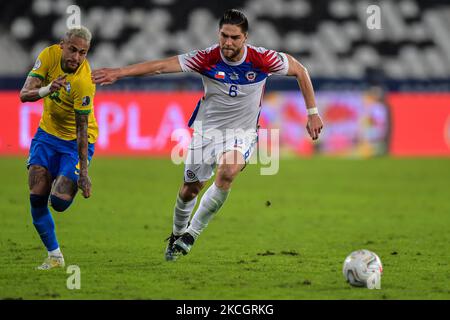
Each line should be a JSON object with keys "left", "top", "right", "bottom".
{"left": 245, "top": 71, "right": 256, "bottom": 81}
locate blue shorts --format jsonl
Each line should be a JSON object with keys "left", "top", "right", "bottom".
{"left": 27, "top": 127, "right": 95, "bottom": 183}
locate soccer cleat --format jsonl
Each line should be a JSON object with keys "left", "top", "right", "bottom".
{"left": 173, "top": 232, "right": 195, "bottom": 256}
{"left": 164, "top": 233, "right": 181, "bottom": 261}
{"left": 37, "top": 255, "right": 65, "bottom": 270}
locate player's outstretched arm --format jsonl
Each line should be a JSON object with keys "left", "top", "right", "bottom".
{"left": 91, "top": 56, "right": 182, "bottom": 86}
{"left": 286, "top": 54, "right": 323, "bottom": 141}
{"left": 75, "top": 113, "right": 91, "bottom": 198}
{"left": 20, "top": 75, "right": 67, "bottom": 102}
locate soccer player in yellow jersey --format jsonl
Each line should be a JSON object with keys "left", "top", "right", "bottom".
{"left": 20, "top": 26, "right": 98, "bottom": 270}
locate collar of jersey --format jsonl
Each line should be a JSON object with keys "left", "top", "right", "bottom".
{"left": 219, "top": 45, "right": 247, "bottom": 66}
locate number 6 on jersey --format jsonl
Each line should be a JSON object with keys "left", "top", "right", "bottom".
{"left": 229, "top": 85, "right": 238, "bottom": 97}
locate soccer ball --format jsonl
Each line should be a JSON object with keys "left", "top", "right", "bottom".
{"left": 343, "top": 249, "right": 383, "bottom": 289}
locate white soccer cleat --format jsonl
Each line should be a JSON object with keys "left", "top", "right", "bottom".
{"left": 37, "top": 255, "right": 65, "bottom": 270}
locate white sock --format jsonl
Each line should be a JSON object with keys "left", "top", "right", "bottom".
{"left": 48, "top": 247, "right": 62, "bottom": 257}
{"left": 187, "top": 183, "right": 229, "bottom": 239}
{"left": 173, "top": 194, "right": 198, "bottom": 236}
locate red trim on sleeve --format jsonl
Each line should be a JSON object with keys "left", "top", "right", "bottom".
{"left": 247, "top": 46, "right": 285, "bottom": 74}
{"left": 185, "top": 46, "right": 221, "bottom": 73}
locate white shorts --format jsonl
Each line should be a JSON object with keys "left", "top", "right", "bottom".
{"left": 184, "top": 130, "right": 258, "bottom": 183}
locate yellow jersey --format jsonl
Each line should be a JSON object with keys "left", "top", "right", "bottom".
{"left": 28, "top": 44, "right": 98, "bottom": 143}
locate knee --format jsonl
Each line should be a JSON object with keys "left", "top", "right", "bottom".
{"left": 30, "top": 194, "right": 49, "bottom": 208}
{"left": 180, "top": 182, "right": 203, "bottom": 201}
{"left": 50, "top": 195, "right": 73, "bottom": 212}
{"left": 217, "top": 166, "right": 237, "bottom": 185}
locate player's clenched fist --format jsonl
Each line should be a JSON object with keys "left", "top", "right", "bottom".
{"left": 77, "top": 174, "right": 91, "bottom": 198}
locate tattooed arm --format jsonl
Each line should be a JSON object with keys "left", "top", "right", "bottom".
{"left": 20, "top": 76, "right": 44, "bottom": 102}
{"left": 75, "top": 113, "right": 91, "bottom": 198}
{"left": 20, "top": 75, "right": 67, "bottom": 102}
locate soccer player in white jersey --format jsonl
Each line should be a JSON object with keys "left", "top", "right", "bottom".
{"left": 92, "top": 9, "right": 323, "bottom": 261}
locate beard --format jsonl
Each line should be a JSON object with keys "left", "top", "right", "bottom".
{"left": 62, "top": 59, "right": 79, "bottom": 73}
{"left": 221, "top": 46, "right": 241, "bottom": 60}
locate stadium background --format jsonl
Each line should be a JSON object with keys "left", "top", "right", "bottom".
{"left": 0, "top": 0, "right": 449, "bottom": 300}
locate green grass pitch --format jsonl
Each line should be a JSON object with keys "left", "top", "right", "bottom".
{"left": 0, "top": 156, "right": 449, "bottom": 299}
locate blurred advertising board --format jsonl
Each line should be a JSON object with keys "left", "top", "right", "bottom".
{"left": 0, "top": 92, "right": 199, "bottom": 156}
{"left": 387, "top": 94, "right": 450, "bottom": 156}
{"left": 1, "top": 91, "right": 448, "bottom": 157}
{"left": 260, "top": 90, "right": 389, "bottom": 157}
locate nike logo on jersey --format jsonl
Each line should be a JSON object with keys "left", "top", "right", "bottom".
{"left": 229, "top": 72, "right": 239, "bottom": 80}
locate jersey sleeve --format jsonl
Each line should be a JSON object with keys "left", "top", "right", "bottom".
{"left": 28, "top": 47, "right": 51, "bottom": 81}
{"left": 72, "top": 78, "right": 95, "bottom": 115}
{"left": 263, "top": 50, "right": 289, "bottom": 76}
{"left": 177, "top": 47, "right": 213, "bottom": 74}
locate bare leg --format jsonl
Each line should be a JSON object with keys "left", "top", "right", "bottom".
{"left": 50, "top": 175, "right": 78, "bottom": 212}
{"left": 28, "top": 165, "right": 52, "bottom": 195}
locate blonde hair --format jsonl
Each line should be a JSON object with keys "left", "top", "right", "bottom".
{"left": 65, "top": 26, "right": 92, "bottom": 43}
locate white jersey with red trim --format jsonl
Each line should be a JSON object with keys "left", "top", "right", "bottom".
{"left": 178, "top": 44, "right": 289, "bottom": 136}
